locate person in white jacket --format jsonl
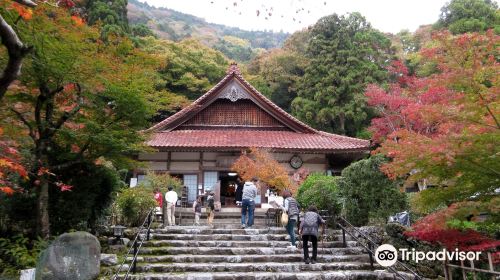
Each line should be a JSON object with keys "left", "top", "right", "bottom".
{"left": 165, "top": 186, "right": 178, "bottom": 226}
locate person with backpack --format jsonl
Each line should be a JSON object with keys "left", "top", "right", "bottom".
{"left": 206, "top": 191, "right": 215, "bottom": 227}
{"left": 299, "top": 205, "right": 325, "bottom": 264}
{"left": 281, "top": 190, "right": 300, "bottom": 249}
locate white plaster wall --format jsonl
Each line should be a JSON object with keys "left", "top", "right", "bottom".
{"left": 138, "top": 152, "right": 168, "bottom": 161}
{"left": 171, "top": 152, "right": 200, "bottom": 161}
{"left": 170, "top": 161, "right": 199, "bottom": 171}
{"left": 203, "top": 161, "right": 217, "bottom": 167}
{"left": 147, "top": 161, "right": 167, "bottom": 171}
{"left": 203, "top": 152, "right": 218, "bottom": 160}
{"left": 302, "top": 163, "right": 327, "bottom": 173}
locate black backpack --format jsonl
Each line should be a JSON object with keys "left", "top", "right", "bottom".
{"left": 207, "top": 196, "right": 215, "bottom": 210}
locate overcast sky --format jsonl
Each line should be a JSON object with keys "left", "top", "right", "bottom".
{"left": 141, "top": 0, "right": 456, "bottom": 34}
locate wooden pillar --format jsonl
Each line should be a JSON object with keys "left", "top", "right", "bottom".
{"left": 199, "top": 152, "right": 204, "bottom": 195}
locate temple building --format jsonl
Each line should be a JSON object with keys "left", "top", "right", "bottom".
{"left": 135, "top": 63, "right": 370, "bottom": 207}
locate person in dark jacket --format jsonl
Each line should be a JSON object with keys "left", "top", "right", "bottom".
{"left": 235, "top": 177, "right": 244, "bottom": 206}
{"left": 299, "top": 205, "right": 325, "bottom": 264}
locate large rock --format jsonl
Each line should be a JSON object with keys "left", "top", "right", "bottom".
{"left": 36, "top": 231, "right": 101, "bottom": 280}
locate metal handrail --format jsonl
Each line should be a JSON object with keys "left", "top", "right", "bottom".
{"left": 112, "top": 207, "right": 155, "bottom": 280}
{"left": 336, "top": 216, "right": 423, "bottom": 280}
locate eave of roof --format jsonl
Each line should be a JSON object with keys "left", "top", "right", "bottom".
{"left": 147, "top": 129, "right": 370, "bottom": 152}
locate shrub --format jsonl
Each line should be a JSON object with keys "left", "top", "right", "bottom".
{"left": 137, "top": 171, "right": 183, "bottom": 195}
{"left": 338, "top": 155, "right": 408, "bottom": 226}
{"left": 296, "top": 174, "right": 341, "bottom": 216}
{"left": 0, "top": 234, "right": 47, "bottom": 277}
{"left": 116, "top": 187, "right": 157, "bottom": 226}
{"left": 49, "top": 164, "right": 124, "bottom": 235}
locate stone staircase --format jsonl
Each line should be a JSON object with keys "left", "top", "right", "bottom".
{"left": 115, "top": 209, "right": 407, "bottom": 279}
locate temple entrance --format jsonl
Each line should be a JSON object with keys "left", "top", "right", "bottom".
{"left": 219, "top": 172, "right": 240, "bottom": 207}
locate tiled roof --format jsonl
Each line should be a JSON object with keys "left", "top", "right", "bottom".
{"left": 147, "top": 130, "right": 370, "bottom": 152}
{"left": 146, "top": 63, "right": 371, "bottom": 152}
{"left": 147, "top": 63, "right": 316, "bottom": 133}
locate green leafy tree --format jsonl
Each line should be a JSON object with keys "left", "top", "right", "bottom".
{"left": 296, "top": 174, "right": 341, "bottom": 216}
{"left": 131, "top": 23, "right": 155, "bottom": 37}
{"left": 214, "top": 36, "right": 256, "bottom": 62}
{"left": 292, "top": 12, "right": 393, "bottom": 136}
{"left": 435, "top": 0, "right": 500, "bottom": 34}
{"left": 338, "top": 155, "right": 408, "bottom": 226}
{"left": 154, "top": 39, "right": 228, "bottom": 100}
{"left": 138, "top": 171, "right": 183, "bottom": 195}
{"left": 248, "top": 48, "right": 307, "bottom": 112}
{"left": 2, "top": 5, "right": 154, "bottom": 238}
{"left": 84, "top": 0, "right": 130, "bottom": 37}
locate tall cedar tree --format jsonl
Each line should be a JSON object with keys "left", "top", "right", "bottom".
{"left": 292, "top": 12, "right": 393, "bottom": 136}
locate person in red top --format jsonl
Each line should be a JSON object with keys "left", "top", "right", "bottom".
{"left": 153, "top": 188, "right": 163, "bottom": 223}
{"left": 154, "top": 187, "right": 163, "bottom": 208}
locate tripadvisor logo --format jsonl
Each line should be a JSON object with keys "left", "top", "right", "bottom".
{"left": 374, "top": 244, "right": 482, "bottom": 267}
{"left": 375, "top": 244, "right": 398, "bottom": 267}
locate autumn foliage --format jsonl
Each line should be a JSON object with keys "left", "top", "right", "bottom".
{"left": 0, "top": 127, "right": 27, "bottom": 195}
{"left": 405, "top": 204, "right": 500, "bottom": 263}
{"left": 366, "top": 30, "right": 499, "bottom": 211}
{"left": 231, "top": 148, "right": 296, "bottom": 193}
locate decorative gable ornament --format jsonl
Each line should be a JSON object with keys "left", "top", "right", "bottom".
{"left": 219, "top": 86, "right": 250, "bottom": 102}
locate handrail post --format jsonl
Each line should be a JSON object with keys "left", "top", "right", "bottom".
{"left": 132, "top": 240, "right": 138, "bottom": 274}
{"left": 368, "top": 243, "right": 374, "bottom": 269}
{"left": 341, "top": 227, "right": 346, "bottom": 248}
{"left": 147, "top": 210, "right": 152, "bottom": 241}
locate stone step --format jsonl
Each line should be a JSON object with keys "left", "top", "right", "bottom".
{"left": 150, "top": 233, "right": 290, "bottom": 241}
{"left": 141, "top": 240, "right": 358, "bottom": 248}
{"left": 176, "top": 208, "right": 269, "bottom": 214}
{"left": 151, "top": 227, "right": 342, "bottom": 235}
{"left": 177, "top": 219, "right": 268, "bottom": 226}
{"left": 149, "top": 233, "right": 351, "bottom": 242}
{"left": 115, "top": 270, "right": 408, "bottom": 280}
{"left": 130, "top": 261, "right": 379, "bottom": 273}
{"left": 129, "top": 253, "right": 372, "bottom": 264}
{"left": 138, "top": 246, "right": 366, "bottom": 256}
{"left": 176, "top": 212, "right": 268, "bottom": 218}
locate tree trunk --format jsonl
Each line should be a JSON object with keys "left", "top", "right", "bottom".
{"left": 338, "top": 113, "right": 346, "bottom": 135}
{"left": 35, "top": 138, "right": 51, "bottom": 239}
{"left": 36, "top": 175, "right": 50, "bottom": 239}
{"left": 0, "top": 15, "right": 32, "bottom": 101}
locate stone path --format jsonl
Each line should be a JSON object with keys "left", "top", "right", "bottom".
{"left": 115, "top": 212, "right": 412, "bottom": 279}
